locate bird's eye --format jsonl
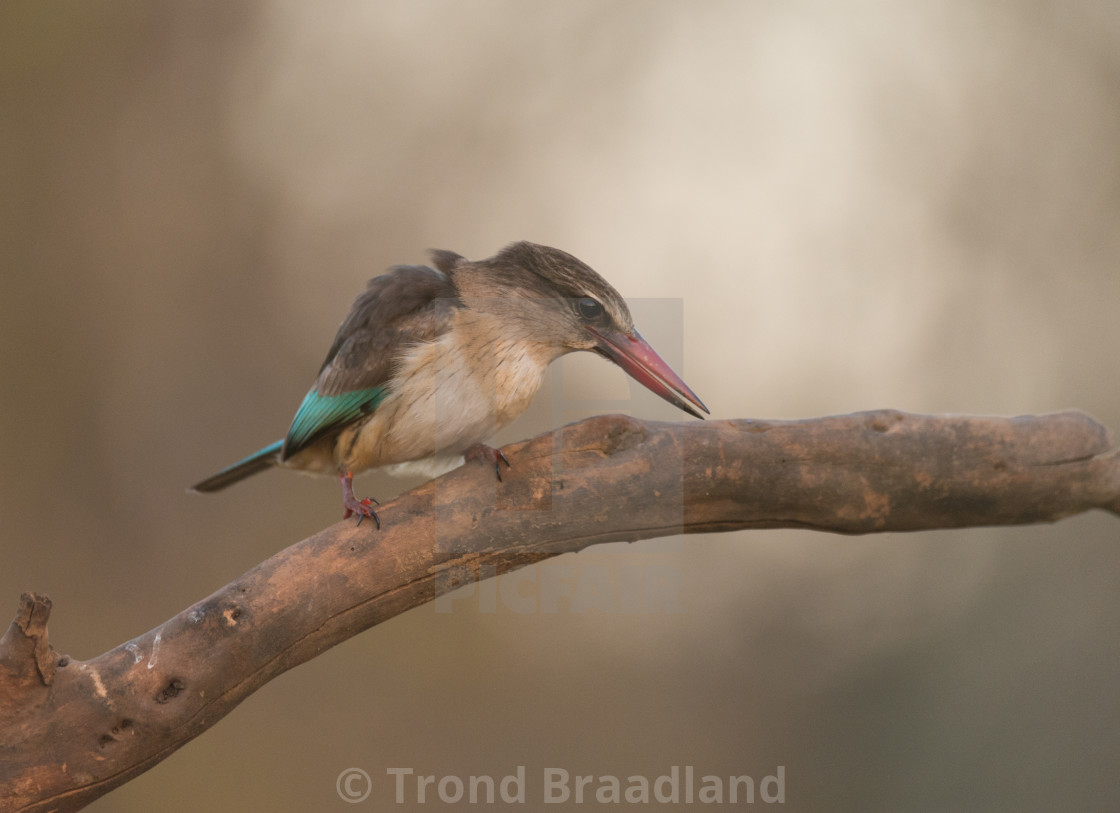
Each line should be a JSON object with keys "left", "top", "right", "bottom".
{"left": 577, "top": 297, "right": 603, "bottom": 320}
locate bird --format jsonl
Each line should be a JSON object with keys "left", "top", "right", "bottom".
{"left": 191, "top": 242, "right": 708, "bottom": 526}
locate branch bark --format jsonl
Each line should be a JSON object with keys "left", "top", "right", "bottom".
{"left": 2, "top": 410, "right": 1118, "bottom": 811}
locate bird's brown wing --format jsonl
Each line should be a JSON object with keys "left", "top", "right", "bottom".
{"left": 280, "top": 265, "right": 461, "bottom": 460}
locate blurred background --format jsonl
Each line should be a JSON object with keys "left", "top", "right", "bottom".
{"left": 2, "top": 1, "right": 1119, "bottom": 810}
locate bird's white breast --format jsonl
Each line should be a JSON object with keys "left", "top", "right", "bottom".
{"left": 330, "top": 313, "right": 555, "bottom": 473}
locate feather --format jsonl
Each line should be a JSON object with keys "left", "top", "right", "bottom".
{"left": 281, "top": 387, "right": 386, "bottom": 460}
{"left": 279, "top": 265, "right": 462, "bottom": 460}
{"left": 190, "top": 440, "right": 282, "bottom": 492}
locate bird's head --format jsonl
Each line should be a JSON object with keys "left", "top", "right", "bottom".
{"left": 434, "top": 242, "right": 709, "bottom": 419}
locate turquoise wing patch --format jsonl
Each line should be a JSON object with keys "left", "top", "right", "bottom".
{"left": 281, "top": 386, "right": 386, "bottom": 459}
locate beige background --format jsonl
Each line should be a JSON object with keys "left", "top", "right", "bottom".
{"left": 2, "top": 2, "right": 1118, "bottom": 810}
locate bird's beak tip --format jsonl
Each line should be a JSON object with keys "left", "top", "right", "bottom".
{"left": 587, "top": 326, "right": 709, "bottom": 420}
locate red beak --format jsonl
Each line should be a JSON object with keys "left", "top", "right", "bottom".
{"left": 586, "top": 326, "right": 709, "bottom": 419}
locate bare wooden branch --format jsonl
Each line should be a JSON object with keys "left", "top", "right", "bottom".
{"left": 2, "top": 410, "right": 1118, "bottom": 811}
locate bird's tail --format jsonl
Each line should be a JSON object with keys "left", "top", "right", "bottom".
{"left": 190, "top": 440, "right": 283, "bottom": 493}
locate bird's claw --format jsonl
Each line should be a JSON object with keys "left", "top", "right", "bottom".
{"left": 354, "top": 508, "right": 379, "bottom": 529}
{"left": 343, "top": 496, "right": 380, "bottom": 528}
{"left": 464, "top": 444, "right": 511, "bottom": 482}
{"left": 340, "top": 472, "right": 380, "bottom": 528}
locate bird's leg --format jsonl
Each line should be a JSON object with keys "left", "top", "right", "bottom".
{"left": 339, "top": 471, "right": 380, "bottom": 528}
{"left": 463, "top": 443, "right": 511, "bottom": 482}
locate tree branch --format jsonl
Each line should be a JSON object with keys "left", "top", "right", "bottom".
{"left": 2, "top": 410, "right": 1118, "bottom": 811}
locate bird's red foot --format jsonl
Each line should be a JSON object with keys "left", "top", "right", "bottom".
{"left": 463, "top": 443, "right": 510, "bottom": 482}
{"left": 339, "top": 472, "right": 380, "bottom": 528}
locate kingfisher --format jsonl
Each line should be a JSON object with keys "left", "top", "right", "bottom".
{"left": 191, "top": 242, "right": 708, "bottom": 526}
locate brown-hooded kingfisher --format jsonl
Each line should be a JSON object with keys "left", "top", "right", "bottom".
{"left": 191, "top": 242, "right": 708, "bottom": 526}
